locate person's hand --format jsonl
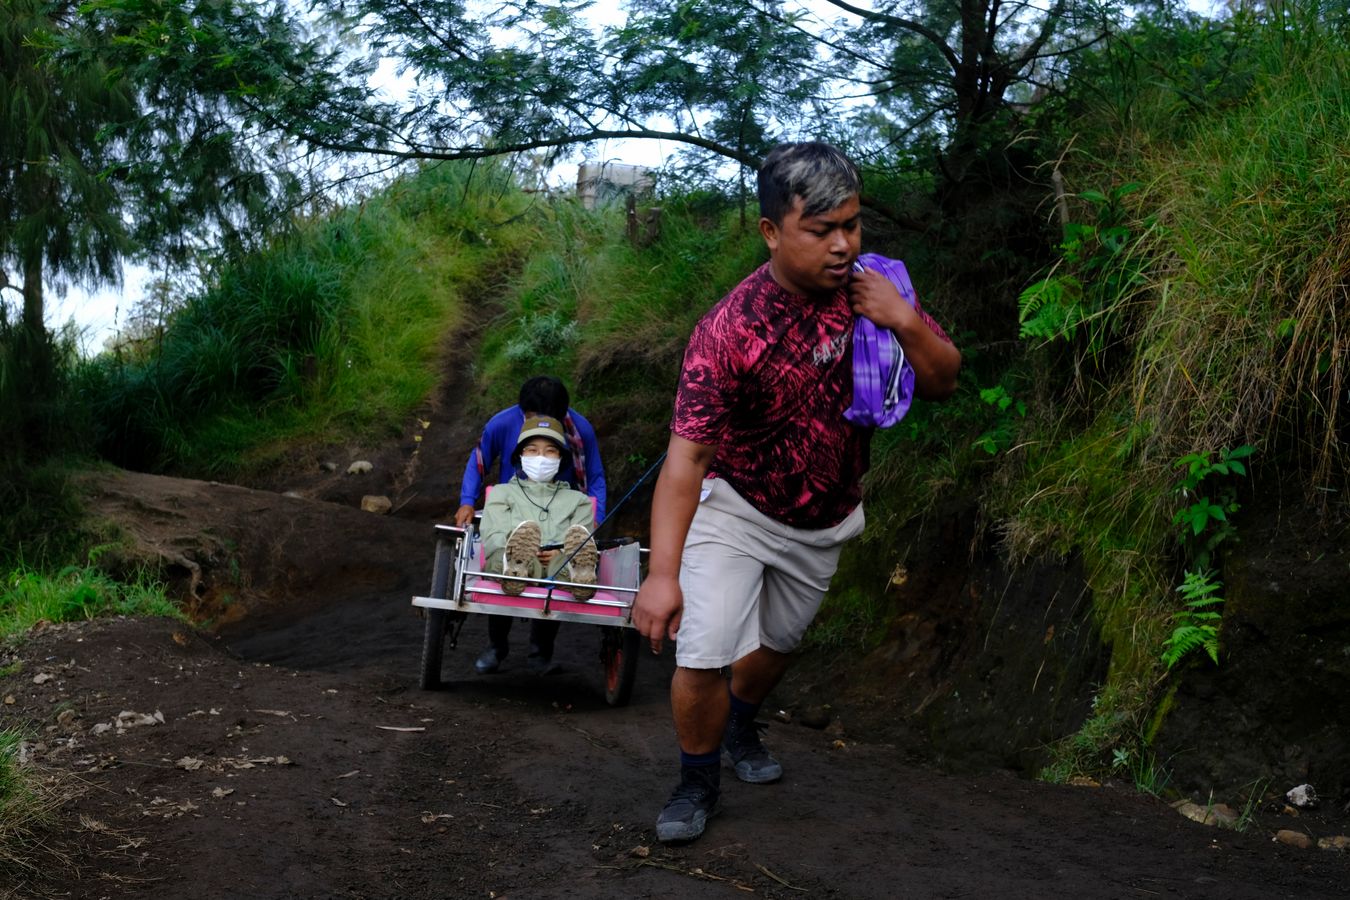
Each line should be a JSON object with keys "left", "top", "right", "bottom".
{"left": 847, "top": 268, "right": 914, "bottom": 331}
{"left": 453, "top": 504, "right": 476, "bottom": 527}
{"left": 632, "top": 573, "right": 683, "bottom": 655}
{"left": 537, "top": 549, "right": 558, "bottom": 566}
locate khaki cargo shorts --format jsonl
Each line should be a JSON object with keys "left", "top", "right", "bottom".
{"left": 675, "top": 478, "right": 865, "bottom": 669}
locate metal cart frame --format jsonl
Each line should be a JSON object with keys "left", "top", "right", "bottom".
{"left": 411, "top": 521, "right": 643, "bottom": 705}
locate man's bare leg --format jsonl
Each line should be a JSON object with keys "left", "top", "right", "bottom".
{"left": 670, "top": 646, "right": 791, "bottom": 752}
{"left": 729, "top": 646, "right": 791, "bottom": 705}
{"left": 656, "top": 666, "right": 727, "bottom": 843}
{"left": 672, "top": 666, "right": 728, "bottom": 753}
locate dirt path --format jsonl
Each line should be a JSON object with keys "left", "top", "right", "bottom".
{"left": 2, "top": 472, "right": 1347, "bottom": 899}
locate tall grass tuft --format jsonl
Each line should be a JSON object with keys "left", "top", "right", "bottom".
{"left": 0, "top": 463, "right": 96, "bottom": 573}
{"left": 0, "top": 565, "right": 180, "bottom": 640}
{"left": 1131, "top": 19, "right": 1350, "bottom": 488}
{"left": 1, "top": 311, "right": 94, "bottom": 469}
{"left": 0, "top": 727, "right": 66, "bottom": 885}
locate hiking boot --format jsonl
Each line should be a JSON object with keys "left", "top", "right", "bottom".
{"left": 561, "top": 524, "right": 598, "bottom": 600}
{"left": 723, "top": 718, "right": 783, "bottom": 784}
{"left": 474, "top": 646, "right": 505, "bottom": 675}
{"left": 655, "top": 766, "right": 720, "bottom": 843}
{"left": 502, "top": 520, "right": 542, "bottom": 594}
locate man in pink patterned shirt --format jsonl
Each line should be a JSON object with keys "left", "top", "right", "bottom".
{"left": 634, "top": 142, "right": 961, "bottom": 843}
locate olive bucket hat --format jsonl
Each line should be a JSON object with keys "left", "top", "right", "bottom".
{"left": 511, "top": 415, "right": 569, "bottom": 466}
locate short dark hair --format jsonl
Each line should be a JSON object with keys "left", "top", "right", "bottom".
{"left": 757, "top": 142, "right": 862, "bottom": 225}
{"left": 518, "top": 375, "right": 570, "bottom": 419}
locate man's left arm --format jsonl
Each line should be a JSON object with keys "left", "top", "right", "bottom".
{"left": 848, "top": 269, "right": 961, "bottom": 400}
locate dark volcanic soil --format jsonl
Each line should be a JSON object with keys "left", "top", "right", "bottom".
{"left": 3, "top": 324, "right": 1349, "bottom": 898}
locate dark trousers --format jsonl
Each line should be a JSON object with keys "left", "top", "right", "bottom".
{"left": 488, "top": 616, "right": 561, "bottom": 660}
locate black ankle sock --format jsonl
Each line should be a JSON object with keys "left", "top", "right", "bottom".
{"left": 727, "top": 691, "right": 760, "bottom": 734}
{"left": 680, "top": 749, "right": 719, "bottom": 769}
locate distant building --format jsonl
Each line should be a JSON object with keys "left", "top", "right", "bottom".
{"left": 576, "top": 162, "right": 656, "bottom": 209}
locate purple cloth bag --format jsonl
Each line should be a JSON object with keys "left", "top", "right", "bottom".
{"left": 845, "top": 253, "right": 917, "bottom": 428}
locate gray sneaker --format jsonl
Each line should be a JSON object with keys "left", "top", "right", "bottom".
{"left": 655, "top": 766, "right": 720, "bottom": 843}
{"left": 502, "top": 520, "right": 541, "bottom": 595}
{"left": 561, "top": 524, "right": 598, "bottom": 600}
{"left": 722, "top": 719, "right": 782, "bottom": 784}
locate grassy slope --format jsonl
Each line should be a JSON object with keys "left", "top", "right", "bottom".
{"left": 77, "top": 161, "right": 539, "bottom": 479}
{"left": 972, "top": 10, "right": 1350, "bottom": 775}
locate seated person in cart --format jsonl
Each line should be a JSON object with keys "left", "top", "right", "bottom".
{"left": 458, "top": 376, "right": 607, "bottom": 676}
{"left": 479, "top": 415, "right": 600, "bottom": 606}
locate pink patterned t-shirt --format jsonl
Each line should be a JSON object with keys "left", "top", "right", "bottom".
{"left": 672, "top": 263, "right": 868, "bottom": 529}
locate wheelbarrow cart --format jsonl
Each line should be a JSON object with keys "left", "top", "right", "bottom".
{"left": 411, "top": 520, "right": 643, "bottom": 706}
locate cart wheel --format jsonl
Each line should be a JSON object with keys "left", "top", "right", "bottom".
{"left": 601, "top": 626, "right": 640, "bottom": 707}
{"left": 419, "top": 535, "right": 458, "bottom": 690}
{"left": 419, "top": 609, "right": 448, "bottom": 690}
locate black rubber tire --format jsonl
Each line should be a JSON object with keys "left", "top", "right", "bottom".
{"left": 418, "top": 536, "right": 456, "bottom": 691}
{"left": 601, "top": 626, "right": 641, "bottom": 707}
{"left": 418, "top": 609, "right": 448, "bottom": 690}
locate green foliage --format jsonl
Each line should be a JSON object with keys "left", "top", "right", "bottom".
{"left": 0, "top": 565, "right": 180, "bottom": 640}
{"left": 1233, "top": 778, "right": 1271, "bottom": 833}
{"left": 1041, "top": 684, "right": 1147, "bottom": 784}
{"left": 1120, "top": 17, "right": 1350, "bottom": 485}
{"left": 1172, "top": 445, "right": 1253, "bottom": 569}
{"left": 1109, "top": 744, "right": 1171, "bottom": 797}
{"left": 614, "top": 0, "right": 825, "bottom": 164}
{"left": 972, "top": 384, "right": 1027, "bottom": 455}
{"left": 0, "top": 731, "right": 24, "bottom": 812}
{"left": 1041, "top": 8, "right": 1263, "bottom": 150}
{"left": 85, "top": 0, "right": 1113, "bottom": 221}
{"left": 1, "top": 0, "right": 131, "bottom": 335}
{"left": 0, "top": 463, "right": 96, "bottom": 572}
{"left": 1160, "top": 441, "right": 1250, "bottom": 681}
{"left": 0, "top": 310, "right": 93, "bottom": 470}
{"left": 475, "top": 194, "right": 764, "bottom": 487}
{"left": 1018, "top": 183, "right": 1150, "bottom": 357}
{"left": 3, "top": 0, "right": 317, "bottom": 386}
{"left": 1000, "top": 8, "right": 1350, "bottom": 782}
{"left": 1161, "top": 570, "right": 1224, "bottom": 669}
{"left": 504, "top": 310, "right": 579, "bottom": 368}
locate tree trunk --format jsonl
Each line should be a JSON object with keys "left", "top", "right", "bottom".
{"left": 22, "top": 248, "right": 46, "bottom": 349}
{"left": 18, "top": 247, "right": 53, "bottom": 406}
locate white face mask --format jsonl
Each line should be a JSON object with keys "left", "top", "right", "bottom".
{"left": 520, "top": 455, "right": 561, "bottom": 482}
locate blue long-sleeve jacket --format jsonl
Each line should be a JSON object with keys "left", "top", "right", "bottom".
{"left": 458, "top": 406, "right": 607, "bottom": 520}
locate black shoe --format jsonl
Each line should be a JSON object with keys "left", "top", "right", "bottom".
{"left": 655, "top": 765, "right": 720, "bottom": 843}
{"left": 525, "top": 652, "right": 560, "bottom": 676}
{"left": 722, "top": 718, "right": 782, "bottom": 784}
{"left": 474, "top": 646, "right": 506, "bottom": 674}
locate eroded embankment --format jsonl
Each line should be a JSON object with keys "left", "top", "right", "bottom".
{"left": 785, "top": 486, "right": 1350, "bottom": 824}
